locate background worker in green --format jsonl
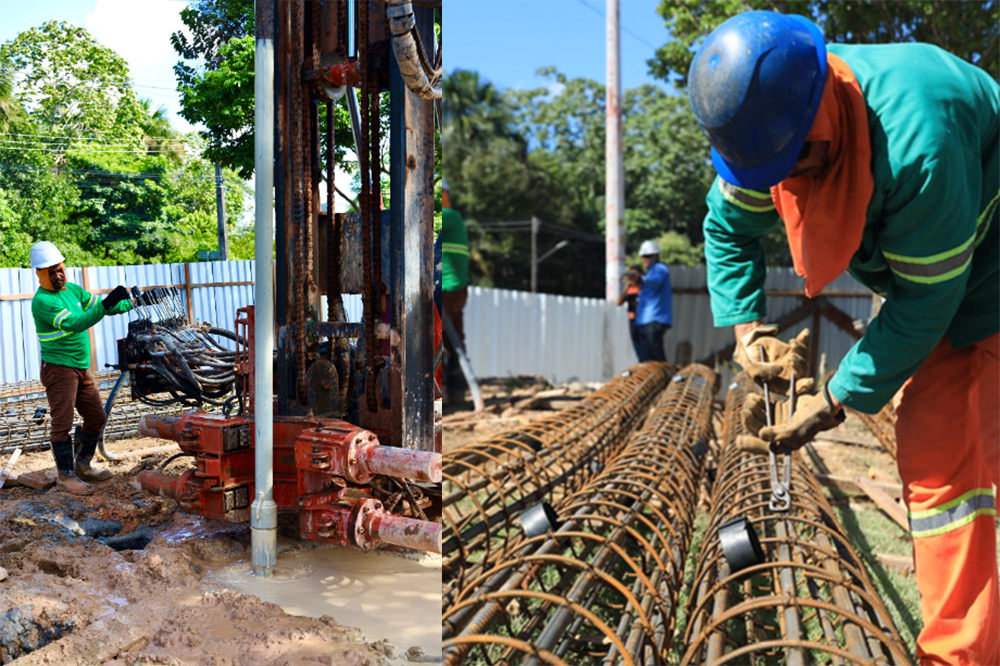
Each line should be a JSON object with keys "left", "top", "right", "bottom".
{"left": 688, "top": 11, "right": 999, "bottom": 665}
{"left": 29, "top": 241, "right": 133, "bottom": 496}
{"left": 441, "top": 179, "right": 470, "bottom": 406}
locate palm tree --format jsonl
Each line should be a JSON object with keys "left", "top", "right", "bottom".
{"left": 137, "top": 98, "right": 186, "bottom": 163}
{"left": 0, "top": 68, "right": 26, "bottom": 133}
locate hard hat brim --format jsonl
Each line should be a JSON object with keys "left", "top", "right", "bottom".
{"left": 33, "top": 259, "right": 63, "bottom": 270}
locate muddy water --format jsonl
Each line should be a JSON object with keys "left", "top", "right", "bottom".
{"left": 204, "top": 546, "right": 442, "bottom": 659}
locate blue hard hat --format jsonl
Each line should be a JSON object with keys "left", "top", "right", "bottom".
{"left": 688, "top": 11, "right": 828, "bottom": 191}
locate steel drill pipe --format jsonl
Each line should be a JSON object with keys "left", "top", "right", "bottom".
{"left": 442, "top": 362, "right": 675, "bottom": 604}
{"left": 851, "top": 402, "right": 898, "bottom": 459}
{"left": 442, "top": 365, "right": 718, "bottom": 666}
{"left": 681, "top": 374, "right": 911, "bottom": 666}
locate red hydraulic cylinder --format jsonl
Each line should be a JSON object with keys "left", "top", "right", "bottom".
{"left": 356, "top": 439, "right": 442, "bottom": 483}
{"left": 138, "top": 411, "right": 194, "bottom": 441}
{"left": 366, "top": 510, "right": 442, "bottom": 554}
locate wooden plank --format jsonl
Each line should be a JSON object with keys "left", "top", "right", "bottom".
{"left": 856, "top": 474, "right": 909, "bottom": 530}
{"left": 815, "top": 473, "right": 902, "bottom": 500}
{"left": 184, "top": 263, "right": 195, "bottom": 325}
{"left": 80, "top": 267, "right": 99, "bottom": 372}
{"left": 0, "top": 448, "right": 22, "bottom": 490}
{"left": 875, "top": 552, "right": 914, "bottom": 575}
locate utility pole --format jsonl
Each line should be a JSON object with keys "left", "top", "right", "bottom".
{"left": 605, "top": 0, "right": 625, "bottom": 301}
{"left": 215, "top": 162, "right": 229, "bottom": 260}
{"left": 530, "top": 215, "right": 539, "bottom": 293}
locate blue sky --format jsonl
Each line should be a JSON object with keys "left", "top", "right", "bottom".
{"left": 0, "top": 0, "right": 198, "bottom": 133}
{"left": 446, "top": 0, "right": 672, "bottom": 92}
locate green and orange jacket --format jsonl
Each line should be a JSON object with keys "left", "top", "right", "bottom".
{"left": 703, "top": 43, "right": 999, "bottom": 413}
{"left": 32, "top": 282, "right": 132, "bottom": 369}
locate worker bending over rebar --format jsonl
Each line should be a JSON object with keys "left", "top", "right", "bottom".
{"left": 689, "top": 11, "right": 999, "bottom": 664}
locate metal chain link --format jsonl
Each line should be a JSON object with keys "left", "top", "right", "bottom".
{"left": 290, "top": 0, "right": 308, "bottom": 404}
{"left": 358, "top": 0, "right": 377, "bottom": 412}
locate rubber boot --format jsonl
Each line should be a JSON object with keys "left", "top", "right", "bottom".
{"left": 74, "top": 426, "right": 111, "bottom": 482}
{"left": 51, "top": 439, "right": 94, "bottom": 496}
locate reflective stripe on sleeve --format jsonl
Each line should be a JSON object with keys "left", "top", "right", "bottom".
{"left": 84, "top": 293, "right": 99, "bottom": 311}
{"left": 53, "top": 309, "right": 71, "bottom": 329}
{"left": 718, "top": 180, "right": 775, "bottom": 213}
{"left": 442, "top": 242, "right": 470, "bottom": 257}
{"left": 909, "top": 488, "right": 996, "bottom": 538}
{"left": 38, "top": 330, "right": 73, "bottom": 342}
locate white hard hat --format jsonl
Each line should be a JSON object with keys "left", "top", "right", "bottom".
{"left": 639, "top": 240, "right": 660, "bottom": 257}
{"left": 30, "top": 241, "right": 65, "bottom": 270}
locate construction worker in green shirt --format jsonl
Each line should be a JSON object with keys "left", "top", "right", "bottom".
{"left": 688, "top": 11, "right": 998, "bottom": 664}
{"left": 29, "top": 241, "right": 133, "bottom": 495}
{"left": 441, "top": 179, "right": 470, "bottom": 405}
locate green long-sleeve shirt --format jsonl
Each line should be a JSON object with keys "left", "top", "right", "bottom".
{"left": 32, "top": 282, "right": 132, "bottom": 369}
{"left": 441, "top": 207, "right": 469, "bottom": 292}
{"left": 704, "top": 43, "right": 999, "bottom": 414}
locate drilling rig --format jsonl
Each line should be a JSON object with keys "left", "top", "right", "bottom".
{"left": 118, "top": 0, "right": 442, "bottom": 558}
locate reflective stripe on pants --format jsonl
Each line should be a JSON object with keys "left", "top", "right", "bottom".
{"left": 896, "top": 331, "right": 1000, "bottom": 666}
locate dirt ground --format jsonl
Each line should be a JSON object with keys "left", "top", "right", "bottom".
{"left": 0, "top": 437, "right": 439, "bottom": 666}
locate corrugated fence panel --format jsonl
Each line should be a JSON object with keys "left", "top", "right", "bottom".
{"left": 464, "top": 267, "right": 874, "bottom": 386}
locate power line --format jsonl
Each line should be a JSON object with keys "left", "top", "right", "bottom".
{"left": 2, "top": 132, "right": 197, "bottom": 143}
{"left": 577, "top": 0, "right": 660, "bottom": 52}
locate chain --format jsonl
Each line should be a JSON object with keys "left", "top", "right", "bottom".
{"left": 358, "top": 0, "right": 378, "bottom": 412}
{"left": 337, "top": 0, "right": 347, "bottom": 59}
{"left": 290, "top": 0, "right": 308, "bottom": 404}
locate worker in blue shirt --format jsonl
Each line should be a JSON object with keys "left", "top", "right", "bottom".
{"left": 634, "top": 240, "right": 673, "bottom": 362}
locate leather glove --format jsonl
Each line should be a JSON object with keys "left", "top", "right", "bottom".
{"left": 759, "top": 389, "right": 845, "bottom": 454}
{"left": 102, "top": 285, "right": 130, "bottom": 311}
{"left": 733, "top": 325, "right": 812, "bottom": 395}
{"left": 736, "top": 393, "right": 791, "bottom": 455}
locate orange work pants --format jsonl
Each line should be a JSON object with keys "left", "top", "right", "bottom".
{"left": 896, "top": 332, "right": 1000, "bottom": 666}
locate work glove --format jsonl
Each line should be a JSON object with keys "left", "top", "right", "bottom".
{"left": 735, "top": 392, "right": 791, "bottom": 455}
{"left": 733, "top": 325, "right": 813, "bottom": 395}
{"left": 757, "top": 389, "right": 845, "bottom": 454}
{"left": 102, "top": 285, "right": 130, "bottom": 311}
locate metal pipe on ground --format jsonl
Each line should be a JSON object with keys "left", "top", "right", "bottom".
{"left": 442, "top": 362, "right": 675, "bottom": 609}
{"left": 680, "top": 374, "right": 911, "bottom": 665}
{"left": 442, "top": 365, "right": 718, "bottom": 666}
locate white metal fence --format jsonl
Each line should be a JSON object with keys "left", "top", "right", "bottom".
{"left": 464, "top": 267, "right": 875, "bottom": 386}
{"left": 1, "top": 262, "right": 873, "bottom": 389}
{"left": 0, "top": 261, "right": 362, "bottom": 385}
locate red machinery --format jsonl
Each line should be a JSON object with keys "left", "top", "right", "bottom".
{"left": 135, "top": 408, "right": 440, "bottom": 553}
{"left": 124, "top": 0, "right": 442, "bottom": 555}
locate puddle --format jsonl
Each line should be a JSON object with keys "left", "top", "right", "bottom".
{"left": 205, "top": 547, "right": 442, "bottom": 658}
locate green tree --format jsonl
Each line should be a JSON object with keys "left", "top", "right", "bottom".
{"left": 650, "top": 0, "right": 999, "bottom": 87}
{"left": 0, "top": 187, "right": 31, "bottom": 266}
{"left": 0, "top": 22, "right": 144, "bottom": 141}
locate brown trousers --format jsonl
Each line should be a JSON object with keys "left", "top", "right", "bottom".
{"left": 40, "top": 363, "right": 107, "bottom": 443}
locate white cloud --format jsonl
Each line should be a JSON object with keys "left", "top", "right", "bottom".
{"left": 85, "top": 0, "right": 199, "bottom": 133}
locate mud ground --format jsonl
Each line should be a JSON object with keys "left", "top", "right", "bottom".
{"left": 0, "top": 438, "right": 438, "bottom": 666}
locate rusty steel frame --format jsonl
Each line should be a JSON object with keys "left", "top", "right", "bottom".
{"left": 0, "top": 375, "right": 183, "bottom": 455}
{"left": 680, "top": 374, "right": 912, "bottom": 666}
{"left": 442, "top": 365, "right": 718, "bottom": 666}
{"left": 851, "top": 403, "right": 898, "bottom": 459}
{"left": 442, "top": 362, "right": 675, "bottom": 606}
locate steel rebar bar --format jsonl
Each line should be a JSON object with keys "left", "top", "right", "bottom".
{"left": 443, "top": 364, "right": 718, "bottom": 666}
{"left": 681, "top": 374, "right": 912, "bottom": 665}
{"left": 443, "top": 362, "right": 675, "bottom": 608}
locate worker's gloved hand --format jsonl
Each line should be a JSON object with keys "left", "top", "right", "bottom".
{"left": 102, "top": 285, "right": 130, "bottom": 311}
{"left": 733, "top": 325, "right": 812, "bottom": 395}
{"left": 759, "top": 390, "right": 845, "bottom": 454}
{"left": 736, "top": 393, "right": 789, "bottom": 455}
